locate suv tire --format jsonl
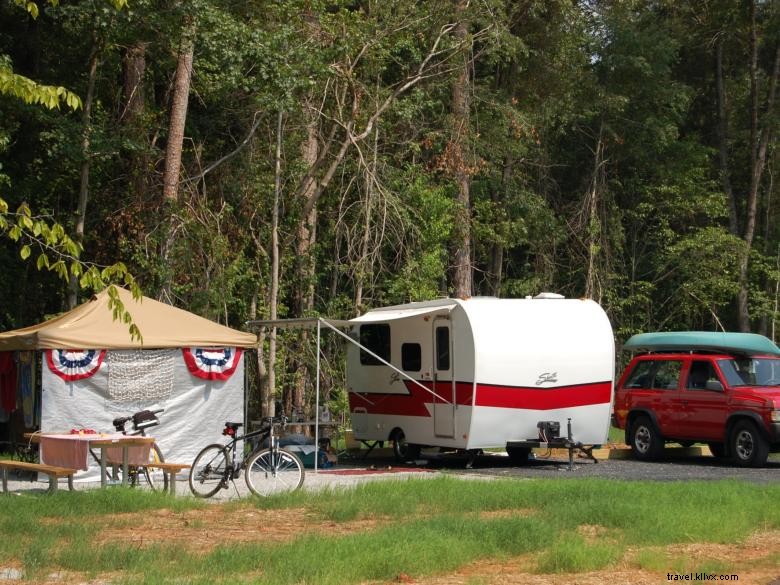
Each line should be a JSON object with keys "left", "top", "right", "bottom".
{"left": 630, "top": 415, "right": 664, "bottom": 461}
{"left": 730, "top": 420, "right": 769, "bottom": 467}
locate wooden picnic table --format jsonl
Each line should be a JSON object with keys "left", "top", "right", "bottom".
{"left": 24, "top": 433, "right": 156, "bottom": 488}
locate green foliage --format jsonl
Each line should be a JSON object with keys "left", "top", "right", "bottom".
{"left": 384, "top": 173, "right": 453, "bottom": 302}
{"left": 1, "top": 0, "right": 780, "bottom": 405}
{"left": 0, "top": 59, "right": 81, "bottom": 111}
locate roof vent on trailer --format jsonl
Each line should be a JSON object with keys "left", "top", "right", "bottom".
{"left": 533, "top": 292, "right": 565, "bottom": 299}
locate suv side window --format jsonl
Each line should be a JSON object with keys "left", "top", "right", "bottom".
{"left": 652, "top": 360, "right": 682, "bottom": 389}
{"left": 686, "top": 360, "right": 721, "bottom": 390}
{"left": 625, "top": 361, "right": 654, "bottom": 388}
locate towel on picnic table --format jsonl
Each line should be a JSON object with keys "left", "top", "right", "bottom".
{"left": 40, "top": 435, "right": 90, "bottom": 470}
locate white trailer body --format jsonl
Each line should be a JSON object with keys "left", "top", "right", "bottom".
{"left": 346, "top": 296, "right": 614, "bottom": 451}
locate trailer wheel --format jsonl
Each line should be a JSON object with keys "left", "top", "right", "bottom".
{"left": 629, "top": 415, "right": 664, "bottom": 461}
{"left": 506, "top": 446, "right": 531, "bottom": 466}
{"left": 391, "top": 429, "right": 420, "bottom": 462}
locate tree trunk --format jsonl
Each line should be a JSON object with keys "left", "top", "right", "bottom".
{"left": 121, "top": 41, "right": 147, "bottom": 126}
{"left": 265, "top": 110, "right": 284, "bottom": 419}
{"left": 162, "top": 17, "right": 196, "bottom": 202}
{"left": 736, "top": 16, "right": 780, "bottom": 331}
{"left": 355, "top": 125, "right": 379, "bottom": 313}
{"left": 489, "top": 157, "right": 512, "bottom": 297}
{"left": 159, "top": 17, "right": 196, "bottom": 303}
{"left": 120, "top": 41, "right": 148, "bottom": 205}
{"left": 716, "top": 37, "right": 739, "bottom": 235}
{"left": 450, "top": 0, "right": 472, "bottom": 299}
{"left": 716, "top": 3, "right": 780, "bottom": 332}
{"left": 585, "top": 126, "right": 606, "bottom": 303}
{"left": 287, "top": 107, "right": 320, "bottom": 425}
{"left": 67, "top": 40, "right": 100, "bottom": 309}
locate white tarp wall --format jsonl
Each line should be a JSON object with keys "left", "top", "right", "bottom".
{"left": 41, "top": 348, "right": 243, "bottom": 480}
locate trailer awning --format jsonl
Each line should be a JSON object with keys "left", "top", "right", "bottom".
{"left": 351, "top": 304, "right": 456, "bottom": 323}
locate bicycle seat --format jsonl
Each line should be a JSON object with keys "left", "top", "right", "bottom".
{"left": 225, "top": 422, "right": 243, "bottom": 430}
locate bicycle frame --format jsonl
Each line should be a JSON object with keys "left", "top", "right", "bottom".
{"left": 223, "top": 423, "right": 276, "bottom": 477}
{"left": 189, "top": 415, "right": 306, "bottom": 498}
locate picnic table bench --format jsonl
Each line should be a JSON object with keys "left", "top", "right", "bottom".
{"left": 144, "top": 462, "right": 191, "bottom": 495}
{"left": 0, "top": 460, "right": 78, "bottom": 492}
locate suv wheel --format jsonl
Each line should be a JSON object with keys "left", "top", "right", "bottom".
{"left": 730, "top": 420, "right": 769, "bottom": 467}
{"left": 630, "top": 415, "right": 664, "bottom": 461}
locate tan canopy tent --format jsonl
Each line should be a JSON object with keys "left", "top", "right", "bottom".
{"left": 0, "top": 288, "right": 256, "bottom": 483}
{"left": 0, "top": 287, "right": 257, "bottom": 350}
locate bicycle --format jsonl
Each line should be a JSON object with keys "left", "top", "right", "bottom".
{"left": 188, "top": 414, "right": 305, "bottom": 498}
{"left": 0, "top": 439, "right": 38, "bottom": 481}
{"left": 89, "top": 408, "right": 168, "bottom": 491}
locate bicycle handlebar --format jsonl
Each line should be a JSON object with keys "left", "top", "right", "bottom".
{"left": 112, "top": 408, "right": 165, "bottom": 432}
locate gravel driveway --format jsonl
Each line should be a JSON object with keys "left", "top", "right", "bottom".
{"left": 405, "top": 450, "right": 780, "bottom": 483}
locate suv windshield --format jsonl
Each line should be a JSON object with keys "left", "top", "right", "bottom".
{"left": 717, "top": 357, "right": 780, "bottom": 387}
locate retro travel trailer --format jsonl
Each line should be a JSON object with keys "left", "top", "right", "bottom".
{"left": 345, "top": 295, "right": 615, "bottom": 461}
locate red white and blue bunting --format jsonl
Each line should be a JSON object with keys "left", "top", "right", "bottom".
{"left": 182, "top": 347, "right": 242, "bottom": 381}
{"left": 46, "top": 349, "right": 106, "bottom": 382}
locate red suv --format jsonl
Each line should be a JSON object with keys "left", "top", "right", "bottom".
{"left": 614, "top": 332, "right": 780, "bottom": 467}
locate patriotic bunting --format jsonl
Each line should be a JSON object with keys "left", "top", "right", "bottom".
{"left": 46, "top": 349, "right": 106, "bottom": 382}
{"left": 182, "top": 347, "right": 242, "bottom": 381}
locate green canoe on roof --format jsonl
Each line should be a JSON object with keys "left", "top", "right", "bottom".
{"left": 623, "top": 331, "right": 780, "bottom": 356}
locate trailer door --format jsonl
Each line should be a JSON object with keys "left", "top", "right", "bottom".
{"left": 433, "top": 318, "right": 455, "bottom": 437}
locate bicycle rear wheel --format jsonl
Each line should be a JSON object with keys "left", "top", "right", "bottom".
{"left": 189, "top": 444, "right": 230, "bottom": 498}
{"left": 245, "top": 448, "right": 304, "bottom": 497}
{"left": 128, "top": 443, "right": 169, "bottom": 492}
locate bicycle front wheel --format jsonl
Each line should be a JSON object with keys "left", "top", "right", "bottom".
{"left": 129, "top": 443, "right": 169, "bottom": 492}
{"left": 189, "top": 444, "right": 231, "bottom": 498}
{"left": 245, "top": 448, "right": 305, "bottom": 497}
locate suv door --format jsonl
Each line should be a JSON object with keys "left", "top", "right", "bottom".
{"left": 675, "top": 358, "right": 729, "bottom": 441}
{"left": 622, "top": 357, "right": 683, "bottom": 437}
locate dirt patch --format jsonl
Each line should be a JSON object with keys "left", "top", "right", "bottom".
{"left": 95, "top": 505, "right": 386, "bottom": 553}
{"left": 390, "top": 530, "right": 780, "bottom": 585}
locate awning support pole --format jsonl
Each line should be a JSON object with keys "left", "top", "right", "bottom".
{"left": 314, "top": 319, "right": 321, "bottom": 473}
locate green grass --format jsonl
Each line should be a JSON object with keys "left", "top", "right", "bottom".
{"left": 536, "top": 534, "right": 622, "bottom": 573}
{"left": 0, "top": 477, "right": 778, "bottom": 584}
{"left": 607, "top": 425, "right": 625, "bottom": 444}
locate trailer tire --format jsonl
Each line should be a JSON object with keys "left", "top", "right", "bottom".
{"left": 506, "top": 446, "right": 531, "bottom": 466}
{"left": 629, "top": 415, "right": 664, "bottom": 461}
{"left": 391, "top": 429, "right": 420, "bottom": 462}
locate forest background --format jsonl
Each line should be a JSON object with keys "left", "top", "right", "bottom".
{"left": 1, "top": 0, "right": 778, "bottom": 420}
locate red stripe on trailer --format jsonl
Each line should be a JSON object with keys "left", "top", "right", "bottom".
{"left": 475, "top": 381, "right": 612, "bottom": 410}
{"left": 348, "top": 383, "right": 433, "bottom": 416}
{"left": 349, "top": 380, "right": 611, "bottom": 416}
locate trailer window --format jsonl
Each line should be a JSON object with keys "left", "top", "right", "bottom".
{"left": 359, "top": 324, "right": 391, "bottom": 365}
{"left": 402, "top": 343, "right": 422, "bottom": 372}
{"left": 436, "top": 327, "right": 450, "bottom": 370}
